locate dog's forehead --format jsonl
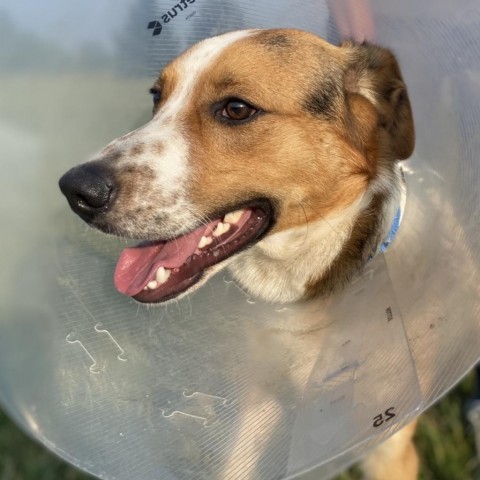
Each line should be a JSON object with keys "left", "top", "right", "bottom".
{"left": 159, "top": 30, "right": 254, "bottom": 91}
{"left": 150, "top": 29, "right": 346, "bottom": 123}
{"left": 159, "top": 29, "right": 339, "bottom": 93}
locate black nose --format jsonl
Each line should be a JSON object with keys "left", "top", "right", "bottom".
{"left": 59, "top": 164, "right": 114, "bottom": 221}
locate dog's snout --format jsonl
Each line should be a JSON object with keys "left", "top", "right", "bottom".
{"left": 59, "top": 165, "right": 114, "bottom": 221}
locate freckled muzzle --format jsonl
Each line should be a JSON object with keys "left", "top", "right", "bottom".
{"left": 59, "top": 155, "right": 275, "bottom": 303}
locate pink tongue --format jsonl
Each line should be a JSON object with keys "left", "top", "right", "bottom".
{"left": 114, "top": 222, "right": 217, "bottom": 296}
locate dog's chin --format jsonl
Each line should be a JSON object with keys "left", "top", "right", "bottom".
{"left": 112, "top": 199, "right": 275, "bottom": 304}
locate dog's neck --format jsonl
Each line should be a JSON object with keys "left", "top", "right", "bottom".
{"left": 229, "top": 164, "right": 404, "bottom": 303}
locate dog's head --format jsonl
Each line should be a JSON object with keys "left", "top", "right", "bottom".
{"left": 59, "top": 29, "right": 414, "bottom": 304}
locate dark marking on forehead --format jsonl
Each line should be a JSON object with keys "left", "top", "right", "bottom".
{"left": 303, "top": 78, "right": 342, "bottom": 119}
{"left": 214, "top": 75, "right": 241, "bottom": 90}
{"left": 255, "top": 31, "right": 292, "bottom": 49}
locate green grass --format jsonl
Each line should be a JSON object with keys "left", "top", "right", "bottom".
{"left": 0, "top": 374, "right": 477, "bottom": 480}
{"left": 0, "top": 412, "right": 92, "bottom": 480}
{"left": 416, "top": 373, "right": 478, "bottom": 480}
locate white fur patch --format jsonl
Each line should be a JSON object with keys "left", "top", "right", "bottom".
{"left": 142, "top": 29, "right": 254, "bottom": 198}
{"left": 229, "top": 173, "right": 402, "bottom": 304}
{"left": 139, "top": 30, "right": 254, "bottom": 184}
{"left": 100, "top": 29, "right": 254, "bottom": 234}
{"left": 229, "top": 195, "right": 373, "bottom": 303}
{"left": 158, "top": 29, "right": 254, "bottom": 123}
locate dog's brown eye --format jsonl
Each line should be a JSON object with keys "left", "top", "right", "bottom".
{"left": 222, "top": 100, "right": 257, "bottom": 121}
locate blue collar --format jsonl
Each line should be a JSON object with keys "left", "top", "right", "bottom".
{"left": 367, "top": 205, "right": 402, "bottom": 262}
{"left": 379, "top": 207, "right": 402, "bottom": 253}
{"left": 371, "top": 167, "right": 406, "bottom": 258}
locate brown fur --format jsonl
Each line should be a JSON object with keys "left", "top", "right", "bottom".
{"left": 167, "top": 31, "right": 371, "bottom": 235}
{"left": 361, "top": 420, "right": 419, "bottom": 480}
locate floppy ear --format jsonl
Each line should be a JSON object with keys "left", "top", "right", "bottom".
{"left": 341, "top": 41, "right": 415, "bottom": 160}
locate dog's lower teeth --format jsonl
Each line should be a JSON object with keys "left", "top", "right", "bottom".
{"left": 155, "top": 266, "right": 171, "bottom": 284}
{"left": 213, "top": 222, "right": 231, "bottom": 237}
{"left": 224, "top": 209, "right": 244, "bottom": 224}
{"left": 139, "top": 210, "right": 245, "bottom": 294}
{"left": 144, "top": 267, "right": 171, "bottom": 291}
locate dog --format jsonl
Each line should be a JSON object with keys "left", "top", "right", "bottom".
{"left": 59, "top": 29, "right": 416, "bottom": 479}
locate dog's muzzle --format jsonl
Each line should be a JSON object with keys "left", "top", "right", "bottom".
{"left": 59, "top": 164, "right": 114, "bottom": 222}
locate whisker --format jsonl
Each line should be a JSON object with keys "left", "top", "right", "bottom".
{"left": 298, "top": 201, "right": 310, "bottom": 246}
{"left": 299, "top": 199, "right": 344, "bottom": 243}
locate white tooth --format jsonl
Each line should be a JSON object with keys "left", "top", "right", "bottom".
{"left": 198, "top": 236, "right": 213, "bottom": 249}
{"left": 213, "top": 222, "right": 231, "bottom": 237}
{"left": 155, "top": 266, "right": 171, "bottom": 284}
{"left": 224, "top": 209, "right": 245, "bottom": 224}
{"left": 147, "top": 280, "right": 158, "bottom": 289}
